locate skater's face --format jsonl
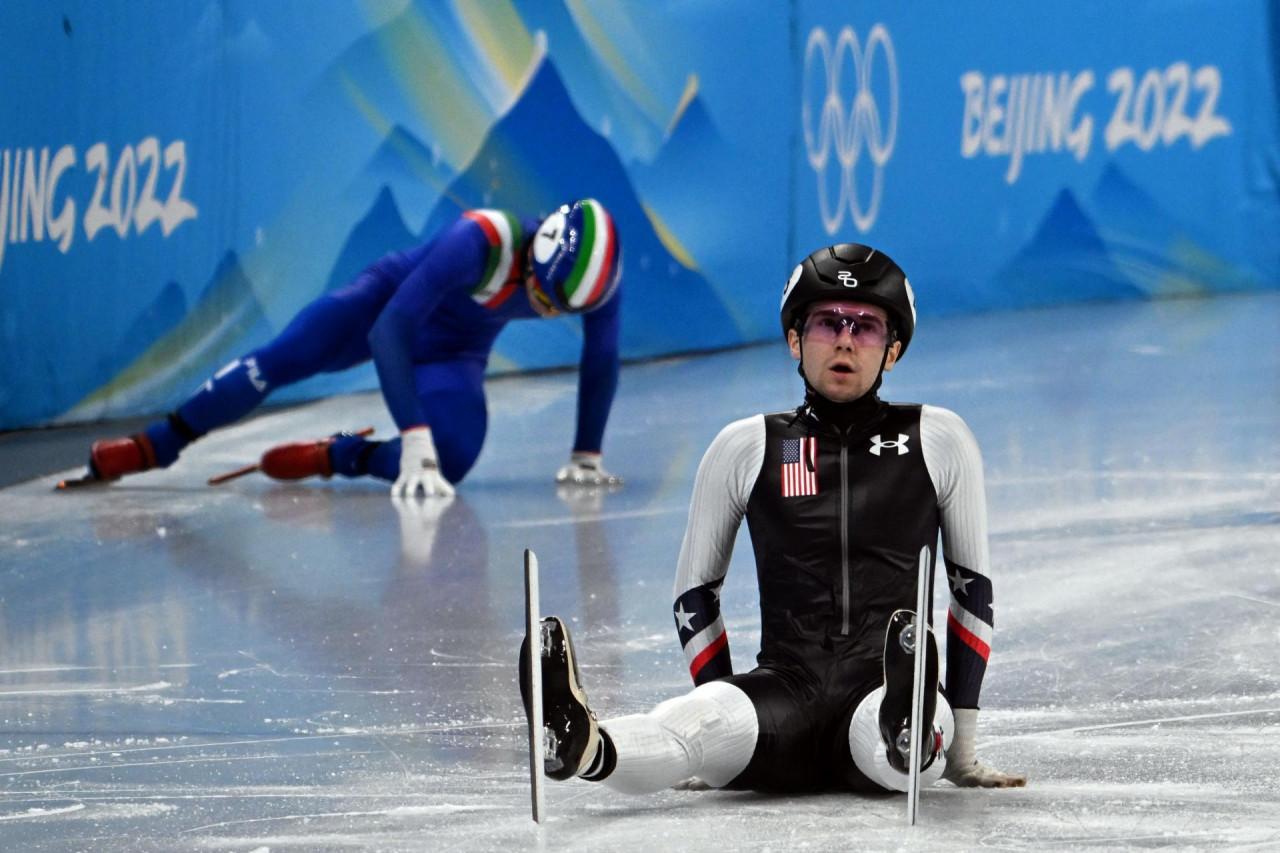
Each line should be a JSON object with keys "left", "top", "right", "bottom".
{"left": 788, "top": 300, "right": 900, "bottom": 402}
{"left": 525, "top": 271, "right": 561, "bottom": 318}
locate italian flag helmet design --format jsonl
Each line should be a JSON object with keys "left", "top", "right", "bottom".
{"left": 530, "top": 199, "right": 620, "bottom": 313}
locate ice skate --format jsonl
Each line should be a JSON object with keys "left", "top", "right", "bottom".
{"left": 519, "top": 616, "right": 601, "bottom": 781}
{"left": 82, "top": 433, "right": 158, "bottom": 483}
{"left": 260, "top": 428, "right": 382, "bottom": 481}
{"left": 258, "top": 435, "right": 338, "bottom": 481}
{"left": 879, "top": 609, "right": 941, "bottom": 774}
{"left": 205, "top": 428, "right": 375, "bottom": 486}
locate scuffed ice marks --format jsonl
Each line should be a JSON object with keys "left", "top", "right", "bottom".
{"left": 0, "top": 295, "right": 1276, "bottom": 850}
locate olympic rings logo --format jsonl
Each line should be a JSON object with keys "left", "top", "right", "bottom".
{"left": 802, "top": 24, "right": 899, "bottom": 234}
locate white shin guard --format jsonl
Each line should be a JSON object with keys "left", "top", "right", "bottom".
{"left": 848, "top": 685, "right": 955, "bottom": 792}
{"left": 599, "top": 681, "right": 758, "bottom": 795}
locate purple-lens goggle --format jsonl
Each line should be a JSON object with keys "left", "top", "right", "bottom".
{"left": 802, "top": 306, "right": 891, "bottom": 347}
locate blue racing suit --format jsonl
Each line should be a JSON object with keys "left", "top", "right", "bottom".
{"left": 143, "top": 209, "right": 622, "bottom": 484}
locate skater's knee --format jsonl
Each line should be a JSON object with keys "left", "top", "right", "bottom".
{"left": 847, "top": 686, "right": 952, "bottom": 793}
{"left": 652, "top": 682, "right": 754, "bottom": 738}
{"left": 651, "top": 682, "right": 757, "bottom": 784}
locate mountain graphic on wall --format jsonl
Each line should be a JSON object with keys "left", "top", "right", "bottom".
{"left": 993, "top": 188, "right": 1144, "bottom": 309}
{"left": 112, "top": 280, "right": 189, "bottom": 373}
{"left": 513, "top": 3, "right": 666, "bottom": 163}
{"left": 1090, "top": 162, "right": 1257, "bottom": 296}
{"left": 416, "top": 56, "right": 740, "bottom": 355}
{"left": 345, "top": 124, "right": 456, "bottom": 231}
{"left": 65, "top": 251, "right": 273, "bottom": 421}
{"left": 629, "top": 87, "right": 734, "bottom": 258}
{"left": 323, "top": 186, "right": 418, "bottom": 294}
{"left": 305, "top": 2, "right": 526, "bottom": 193}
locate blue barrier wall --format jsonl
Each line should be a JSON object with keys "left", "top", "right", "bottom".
{"left": 793, "top": 1, "right": 1280, "bottom": 313}
{"left": 0, "top": 1, "right": 1275, "bottom": 429}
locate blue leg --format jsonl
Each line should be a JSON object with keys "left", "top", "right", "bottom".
{"left": 142, "top": 273, "right": 392, "bottom": 467}
{"left": 330, "top": 358, "right": 488, "bottom": 485}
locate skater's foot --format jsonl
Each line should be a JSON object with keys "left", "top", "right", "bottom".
{"left": 259, "top": 431, "right": 373, "bottom": 481}
{"left": 879, "top": 609, "right": 942, "bottom": 774}
{"left": 88, "top": 433, "right": 158, "bottom": 481}
{"left": 519, "top": 616, "right": 601, "bottom": 780}
{"left": 259, "top": 437, "right": 334, "bottom": 481}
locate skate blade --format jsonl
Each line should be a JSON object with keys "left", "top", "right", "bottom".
{"left": 55, "top": 474, "right": 109, "bottom": 491}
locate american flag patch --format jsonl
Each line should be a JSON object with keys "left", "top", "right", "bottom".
{"left": 781, "top": 437, "right": 818, "bottom": 497}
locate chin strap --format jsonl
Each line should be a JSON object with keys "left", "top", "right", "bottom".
{"left": 869, "top": 343, "right": 892, "bottom": 396}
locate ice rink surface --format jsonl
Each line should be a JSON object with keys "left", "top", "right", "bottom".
{"left": 1, "top": 293, "right": 1277, "bottom": 852}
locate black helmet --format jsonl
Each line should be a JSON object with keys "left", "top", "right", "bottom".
{"left": 779, "top": 243, "right": 917, "bottom": 356}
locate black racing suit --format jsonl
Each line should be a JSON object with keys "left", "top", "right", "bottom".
{"left": 671, "top": 393, "right": 994, "bottom": 792}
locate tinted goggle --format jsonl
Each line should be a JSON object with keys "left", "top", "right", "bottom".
{"left": 802, "top": 308, "right": 891, "bottom": 347}
{"left": 529, "top": 278, "right": 559, "bottom": 313}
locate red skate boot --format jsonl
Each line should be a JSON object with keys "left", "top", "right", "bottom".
{"left": 88, "top": 434, "right": 158, "bottom": 481}
{"left": 206, "top": 427, "right": 374, "bottom": 486}
{"left": 258, "top": 436, "right": 337, "bottom": 481}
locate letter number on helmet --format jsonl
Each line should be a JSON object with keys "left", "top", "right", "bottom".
{"left": 838, "top": 270, "right": 858, "bottom": 287}
{"left": 533, "top": 211, "right": 565, "bottom": 263}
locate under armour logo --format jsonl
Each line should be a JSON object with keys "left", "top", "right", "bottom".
{"left": 869, "top": 433, "right": 909, "bottom": 456}
{"left": 838, "top": 270, "right": 858, "bottom": 287}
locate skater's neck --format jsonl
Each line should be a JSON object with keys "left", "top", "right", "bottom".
{"left": 803, "top": 388, "right": 882, "bottom": 431}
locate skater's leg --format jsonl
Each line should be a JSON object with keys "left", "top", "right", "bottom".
{"left": 520, "top": 617, "right": 759, "bottom": 794}
{"left": 595, "top": 665, "right": 830, "bottom": 796}
{"left": 596, "top": 681, "right": 758, "bottom": 795}
{"left": 92, "top": 351, "right": 278, "bottom": 479}
{"left": 127, "top": 272, "right": 392, "bottom": 473}
{"left": 175, "top": 275, "right": 388, "bottom": 437}
{"left": 846, "top": 685, "right": 953, "bottom": 793}
{"left": 328, "top": 358, "right": 487, "bottom": 484}
{"left": 842, "top": 611, "right": 953, "bottom": 793}
{"left": 411, "top": 359, "right": 487, "bottom": 485}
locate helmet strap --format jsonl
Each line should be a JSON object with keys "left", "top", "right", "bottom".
{"left": 867, "top": 344, "right": 890, "bottom": 396}
{"left": 794, "top": 318, "right": 817, "bottom": 394}
{"left": 864, "top": 325, "right": 901, "bottom": 396}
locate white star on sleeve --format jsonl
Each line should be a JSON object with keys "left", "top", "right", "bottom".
{"left": 948, "top": 568, "right": 973, "bottom": 595}
{"left": 674, "top": 603, "right": 697, "bottom": 633}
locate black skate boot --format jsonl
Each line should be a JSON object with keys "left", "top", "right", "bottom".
{"left": 519, "top": 616, "right": 601, "bottom": 781}
{"left": 879, "top": 609, "right": 942, "bottom": 774}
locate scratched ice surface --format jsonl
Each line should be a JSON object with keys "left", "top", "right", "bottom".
{"left": 1, "top": 293, "right": 1276, "bottom": 851}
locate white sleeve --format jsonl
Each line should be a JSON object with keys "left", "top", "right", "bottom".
{"left": 673, "top": 415, "right": 765, "bottom": 597}
{"left": 920, "top": 405, "right": 990, "bottom": 579}
{"left": 921, "top": 405, "right": 994, "bottom": 707}
{"left": 671, "top": 415, "right": 765, "bottom": 682}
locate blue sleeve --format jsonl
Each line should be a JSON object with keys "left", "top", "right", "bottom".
{"left": 573, "top": 288, "right": 621, "bottom": 453}
{"left": 368, "top": 219, "right": 486, "bottom": 431}
{"left": 943, "top": 558, "right": 993, "bottom": 709}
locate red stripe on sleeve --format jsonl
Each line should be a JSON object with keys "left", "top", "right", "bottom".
{"left": 462, "top": 210, "right": 500, "bottom": 246}
{"left": 688, "top": 631, "right": 728, "bottom": 680}
{"left": 947, "top": 610, "right": 991, "bottom": 661}
{"left": 482, "top": 282, "right": 519, "bottom": 309}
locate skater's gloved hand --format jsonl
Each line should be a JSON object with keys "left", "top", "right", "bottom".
{"left": 392, "top": 427, "right": 454, "bottom": 498}
{"left": 555, "top": 452, "right": 623, "bottom": 487}
{"left": 942, "top": 708, "right": 1027, "bottom": 788}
